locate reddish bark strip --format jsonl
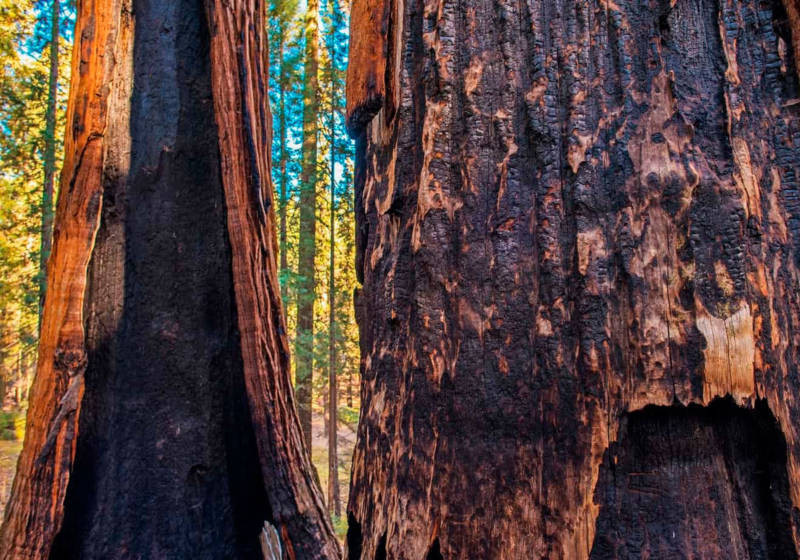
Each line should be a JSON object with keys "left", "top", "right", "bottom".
{"left": 346, "top": 0, "right": 800, "bottom": 557}
{"left": 204, "top": 1, "right": 340, "bottom": 556}
{"left": 0, "top": 2, "right": 130, "bottom": 556}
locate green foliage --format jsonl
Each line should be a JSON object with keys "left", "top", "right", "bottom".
{"left": 269, "top": 0, "right": 358, "bottom": 519}
{"left": 331, "top": 513, "right": 348, "bottom": 540}
{"left": 0, "top": 0, "right": 72, "bottom": 411}
{"left": 338, "top": 404, "right": 359, "bottom": 427}
{"left": 269, "top": 0, "right": 358, "bottom": 412}
{"left": 0, "top": 410, "right": 25, "bottom": 441}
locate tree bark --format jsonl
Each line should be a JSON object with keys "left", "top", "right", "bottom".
{"left": 296, "top": 0, "right": 320, "bottom": 452}
{"left": 38, "top": 0, "right": 60, "bottom": 322}
{"left": 0, "top": 0, "right": 339, "bottom": 558}
{"left": 346, "top": 0, "right": 800, "bottom": 558}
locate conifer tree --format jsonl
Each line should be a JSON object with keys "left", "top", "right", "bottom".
{"left": 296, "top": 0, "right": 320, "bottom": 451}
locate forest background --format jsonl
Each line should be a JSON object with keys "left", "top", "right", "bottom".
{"left": 0, "top": 0, "right": 358, "bottom": 537}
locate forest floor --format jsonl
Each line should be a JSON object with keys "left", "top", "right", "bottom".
{"left": 0, "top": 439, "right": 22, "bottom": 519}
{"left": 310, "top": 412, "right": 357, "bottom": 539}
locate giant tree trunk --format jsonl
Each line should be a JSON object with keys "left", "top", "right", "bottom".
{"left": 0, "top": 0, "right": 339, "bottom": 558}
{"left": 346, "top": 0, "right": 800, "bottom": 558}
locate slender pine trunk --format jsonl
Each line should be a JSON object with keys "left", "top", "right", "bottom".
{"left": 38, "top": 0, "right": 59, "bottom": 325}
{"left": 278, "top": 24, "right": 288, "bottom": 307}
{"left": 327, "top": 78, "right": 340, "bottom": 516}
{"left": 295, "top": 0, "right": 319, "bottom": 452}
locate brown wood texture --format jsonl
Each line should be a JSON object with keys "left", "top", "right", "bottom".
{"left": 0, "top": 1, "right": 129, "bottom": 556}
{"left": 346, "top": 0, "right": 800, "bottom": 558}
{"left": 2, "top": 0, "right": 338, "bottom": 557}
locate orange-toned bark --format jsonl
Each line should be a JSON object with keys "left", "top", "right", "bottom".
{"left": 0, "top": 2, "right": 130, "bottom": 557}
{"left": 204, "top": 1, "right": 340, "bottom": 556}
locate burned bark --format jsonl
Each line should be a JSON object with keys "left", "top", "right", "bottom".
{"left": 0, "top": 0, "right": 338, "bottom": 558}
{"left": 346, "top": 0, "right": 800, "bottom": 557}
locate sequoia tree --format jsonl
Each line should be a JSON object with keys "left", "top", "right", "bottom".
{"left": 346, "top": 0, "right": 800, "bottom": 558}
{"left": 0, "top": 0, "right": 339, "bottom": 558}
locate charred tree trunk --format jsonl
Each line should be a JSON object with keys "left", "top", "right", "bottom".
{"left": 346, "top": 0, "right": 800, "bottom": 558}
{"left": 0, "top": 0, "right": 339, "bottom": 558}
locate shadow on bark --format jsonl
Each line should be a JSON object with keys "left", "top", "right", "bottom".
{"left": 346, "top": 512, "right": 363, "bottom": 560}
{"left": 591, "top": 398, "right": 798, "bottom": 559}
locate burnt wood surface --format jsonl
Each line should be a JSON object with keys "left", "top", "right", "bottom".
{"left": 346, "top": 0, "right": 800, "bottom": 557}
{"left": 0, "top": 0, "right": 338, "bottom": 558}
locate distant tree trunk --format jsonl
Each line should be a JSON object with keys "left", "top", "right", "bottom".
{"left": 38, "top": 0, "right": 59, "bottom": 323}
{"left": 296, "top": 0, "right": 319, "bottom": 452}
{"left": 278, "top": 19, "right": 289, "bottom": 307}
{"left": 346, "top": 0, "right": 800, "bottom": 558}
{"left": 327, "top": 91, "right": 341, "bottom": 517}
{"left": 0, "top": 1, "right": 339, "bottom": 558}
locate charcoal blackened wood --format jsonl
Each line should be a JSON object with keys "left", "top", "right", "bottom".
{"left": 591, "top": 399, "right": 796, "bottom": 559}
{"left": 1, "top": 0, "right": 338, "bottom": 558}
{"left": 346, "top": 0, "right": 800, "bottom": 557}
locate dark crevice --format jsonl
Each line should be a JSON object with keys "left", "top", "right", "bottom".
{"left": 353, "top": 133, "right": 368, "bottom": 286}
{"left": 426, "top": 538, "right": 443, "bottom": 560}
{"left": 375, "top": 532, "right": 387, "bottom": 560}
{"left": 346, "top": 512, "right": 363, "bottom": 560}
{"left": 590, "top": 397, "right": 797, "bottom": 559}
